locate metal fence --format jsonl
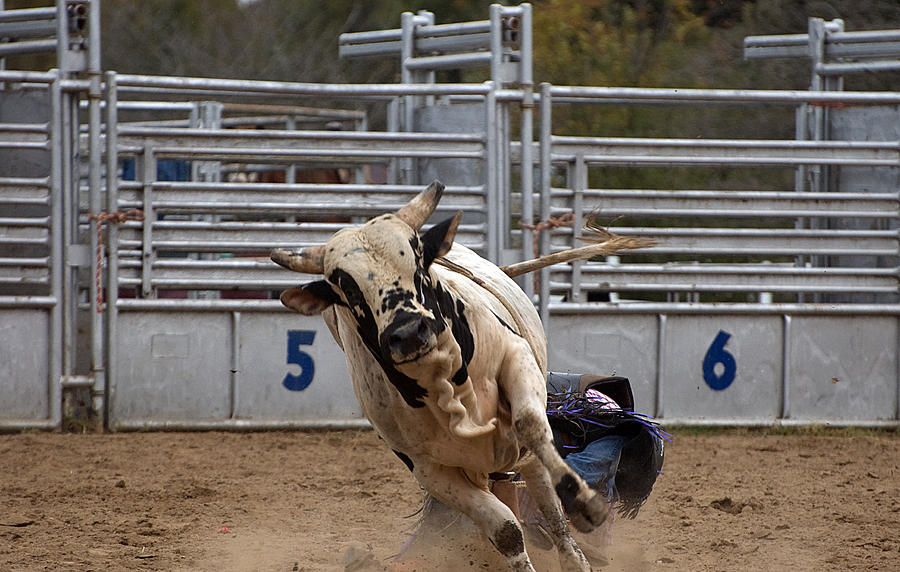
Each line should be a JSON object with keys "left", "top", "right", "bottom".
{"left": 529, "top": 83, "right": 900, "bottom": 425}
{"left": 0, "top": 70, "right": 62, "bottom": 430}
{"left": 1, "top": 2, "right": 898, "bottom": 429}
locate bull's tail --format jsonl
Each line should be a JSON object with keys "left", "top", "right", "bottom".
{"left": 500, "top": 221, "right": 656, "bottom": 278}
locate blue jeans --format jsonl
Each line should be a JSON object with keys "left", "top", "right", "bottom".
{"left": 564, "top": 434, "right": 628, "bottom": 497}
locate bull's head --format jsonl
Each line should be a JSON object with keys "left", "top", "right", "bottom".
{"left": 271, "top": 181, "right": 466, "bottom": 394}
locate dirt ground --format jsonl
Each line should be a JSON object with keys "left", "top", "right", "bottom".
{"left": 1, "top": 428, "right": 898, "bottom": 572}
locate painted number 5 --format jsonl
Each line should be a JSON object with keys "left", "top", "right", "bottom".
{"left": 702, "top": 330, "right": 736, "bottom": 391}
{"left": 283, "top": 330, "right": 316, "bottom": 391}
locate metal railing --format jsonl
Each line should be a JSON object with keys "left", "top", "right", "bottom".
{"left": 527, "top": 83, "right": 900, "bottom": 325}
{"left": 102, "top": 74, "right": 497, "bottom": 304}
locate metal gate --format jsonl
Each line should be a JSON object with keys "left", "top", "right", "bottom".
{"left": 0, "top": 0, "right": 101, "bottom": 430}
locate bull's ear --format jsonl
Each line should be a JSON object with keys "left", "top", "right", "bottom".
{"left": 421, "top": 211, "right": 461, "bottom": 268}
{"left": 280, "top": 280, "right": 339, "bottom": 315}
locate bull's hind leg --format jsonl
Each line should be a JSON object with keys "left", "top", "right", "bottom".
{"left": 414, "top": 461, "right": 536, "bottom": 572}
{"left": 518, "top": 458, "right": 591, "bottom": 572}
{"left": 501, "top": 350, "right": 609, "bottom": 534}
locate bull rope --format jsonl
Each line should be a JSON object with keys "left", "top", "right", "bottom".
{"left": 434, "top": 256, "right": 544, "bottom": 362}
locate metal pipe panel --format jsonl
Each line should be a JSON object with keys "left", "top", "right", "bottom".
{"left": 549, "top": 302, "right": 900, "bottom": 315}
{"left": 817, "top": 61, "right": 900, "bottom": 76}
{"left": 0, "top": 38, "right": 57, "bottom": 57}
{"left": 113, "top": 74, "right": 491, "bottom": 98}
{"left": 549, "top": 85, "right": 900, "bottom": 105}
{"left": 0, "top": 7, "right": 57, "bottom": 23}
{"left": 404, "top": 51, "right": 492, "bottom": 71}
{"left": 110, "top": 419, "right": 372, "bottom": 431}
{"left": 0, "top": 19, "right": 57, "bottom": 39}
{"left": 0, "top": 296, "right": 56, "bottom": 308}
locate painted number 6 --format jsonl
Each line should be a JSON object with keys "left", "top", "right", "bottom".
{"left": 702, "top": 330, "right": 736, "bottom": 391}
{"left": 283, "top": 330, "right": 316, "bottom": 391}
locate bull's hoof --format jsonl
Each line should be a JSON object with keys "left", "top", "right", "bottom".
{"left": 569, "top": 488, "right": 609, "bottom": 533}
{"left": 555, "top": 474, "right": 609, "bottom": 533}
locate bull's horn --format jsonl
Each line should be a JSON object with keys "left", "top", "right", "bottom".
{"left": 395, "top": 180, "right": 444, "bottom": 230}
{"left": 270, "top": 245, "right": 326, "bottom": 274}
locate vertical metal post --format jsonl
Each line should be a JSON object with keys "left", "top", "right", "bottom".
{"left": 499, "top": 101, "right": 510, "bottom": 250}
{"left": 54, "top": 0, "right": 67, "bottom": 73}
{"left": 0, "top": 0, "right": 5, "bottom": 90}
{"left": 538, "top": 82, "right": 552, "bottom": 326}
{"left": 825, "top": 19, "right": 845, "bottom": 93}
{"left": 400, "top": 11, "right": 415, "bottom": 132}
{"left": 419, "top": 10, "right": 435, "bottom": 107}
{"left": 489, "top": 4, "right": 503, "bottom": 84}
{"left": 387, "top": 98, "right": 400, "bottom": 184}
{"left": 86, "top": 0, "right": 104, "bottom": 425}
{"left": 190, "top": 102, "right": 222, "bottom": 300}
{"left": 48, "top": 72, "right": 64, "bottom": 428}
{"left": 655, "top": 314, "right": 667, "bottom": 419}
{"left": 104, "top": 71, "right": 119, "bottom": 428}
{"left": 231, "top": 311, "right": 241, "bottom": 419}
{"left": 781, "top": 314, "right": 792, "bottom": 420}
{"left": 570, "top": 155, "right": 586, "bottom": 303}
{"left": 400, "top": 11, "right": 417, "bottom": 184}
{"left": 519, "top": 108, "right": 534, "bottom": 262}
{"left": 519, "top": 4, "right": 533, "bottom": 88}
{"left": 808, "top": 18, "right": 826, "bottom": 197}
{"left": 190, "top": 101, "right": 223, "bottom": 182}
{"left": 794, "top": 105, "right": 808, "bottom": 302}
{"left": 60, "top": 71, "right": 74, "bottom": 378}
{"left": 285, "top": 115, "right": 297, "bottom": 185}
{"left": 807, "top": 17, "right": 828, "bottom": 299}
{"left": 353, "top": 114, "right": 368, "bottom": 185}
{"left": 485, "top": 82, "right": 499, "bottom": 263}
{"left": 517, "top": 3, "right": 534, "bottom": 248}
{"left": 141, "top": 143, "right": 155, "bottom": 298}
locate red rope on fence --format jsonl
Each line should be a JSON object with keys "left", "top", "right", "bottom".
{"left": 518, "top": 212, "right": 576, "bottom": 291}
{"left": 519, "top": 212, "right": 576, "bottom": 254}
{"left": 87, "top": 209, "right": 145, "bottom": 313}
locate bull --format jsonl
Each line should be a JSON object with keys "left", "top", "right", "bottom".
{"left": 270, "top": 181, "right": 651, "bottom": 571}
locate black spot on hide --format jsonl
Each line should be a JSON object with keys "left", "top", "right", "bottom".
{"left": 381, "top": 287, "right": 414, "bottom": 314}
{"left": 393, "top": 450, "right": 414, "bottom": 472}
{"left": 430, "top": 287, "right": 474, "bottom": 386}
{"left": 491, "top": 310, "right": 520, "bottom": 336}
{"left": 492, "top": 520, "right": 525, "bottom": 557}
{"left": 328, "top": 268, "right": 428, "bottom": 408}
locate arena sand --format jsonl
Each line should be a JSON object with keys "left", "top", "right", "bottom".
{"left": 1, "top": 428, "right": 897, "bottom": 571}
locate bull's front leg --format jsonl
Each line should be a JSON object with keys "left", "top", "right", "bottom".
{"left": 518, "top": 458, "right": 591, "bottom": 572}
{"left": 500, "top": 344, "right": 609, "bottom": 534}
{"left": 413, "top": 461, "right": 536, "bottom": 572}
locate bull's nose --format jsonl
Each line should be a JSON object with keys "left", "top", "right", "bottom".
{"left": 383, "top": 314, "right": 433, "bottom": 362}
